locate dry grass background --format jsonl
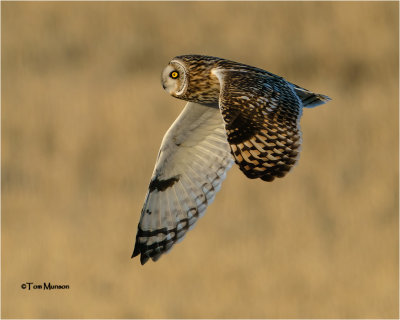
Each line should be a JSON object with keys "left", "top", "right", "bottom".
{"left": 1, "top": 1, "right": 398, "bottom": 319}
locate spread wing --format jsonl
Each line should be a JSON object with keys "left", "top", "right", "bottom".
{"left": 213, "top": 69, "right": 304, "bottom": 182}
{"left": 132, "top": 102, "right": 234, "bottom": 264}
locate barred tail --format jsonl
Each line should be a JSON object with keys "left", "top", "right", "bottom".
{"left": 291, "top": 84, "right": 332, "bottom": 108}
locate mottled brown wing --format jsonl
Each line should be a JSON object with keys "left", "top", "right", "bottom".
{"left": 214, "top": 70, "right": 303, "bottom": 182}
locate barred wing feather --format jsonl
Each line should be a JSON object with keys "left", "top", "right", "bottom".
{"left": 214, "top": 69, "right": 304, "bottom": 182}
{"left": 132, "top": 102, "right": 234, "bottom": 264}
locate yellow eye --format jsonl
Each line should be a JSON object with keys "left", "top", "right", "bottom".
{"left": 170, "top": 71, "right": 179, "bottom": 79}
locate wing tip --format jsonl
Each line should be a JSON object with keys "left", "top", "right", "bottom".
{"left": 132, "top": 244, "right": 151, "bottom": 265}
{"left": 132, "top": 230, "right": 151, "bottom": 265}
{"left": 131, "top": 245, "right": 140, "bottom": 259}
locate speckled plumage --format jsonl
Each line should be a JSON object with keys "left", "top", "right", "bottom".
{"left": 133, "top": 55, "right": 331, "bottom": 264}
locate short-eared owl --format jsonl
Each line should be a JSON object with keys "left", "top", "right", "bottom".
{"left": 132, "top": 55, "right": 331, "bottom": 264}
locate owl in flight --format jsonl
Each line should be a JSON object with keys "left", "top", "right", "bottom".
{"left": 132, "top": 55, "right": 331, "bottom": 264}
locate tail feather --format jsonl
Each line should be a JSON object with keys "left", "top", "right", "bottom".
{"left": 291, "top": 84, "right": 331, "bottom": 108}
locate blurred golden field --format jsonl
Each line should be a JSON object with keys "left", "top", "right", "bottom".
{"left": 1, "top": 1, "right": 398, "bottom": 318}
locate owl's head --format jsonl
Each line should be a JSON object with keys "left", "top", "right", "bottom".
{"left": 161, "top": 55, "right": 221, "bottom": 105}
{"left": 161, "top": 59, "right": 188, "bottom": 98}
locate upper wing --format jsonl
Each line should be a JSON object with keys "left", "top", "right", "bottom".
{"left": 132, "top": 102, "right": 234, "bottom": 264}
{"left": 213, "top": 69, "right": 304, "bottom": 182}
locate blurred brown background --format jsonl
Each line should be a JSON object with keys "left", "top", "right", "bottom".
{"left": 2, "top": 1, "right": 398, "bottom": 319}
